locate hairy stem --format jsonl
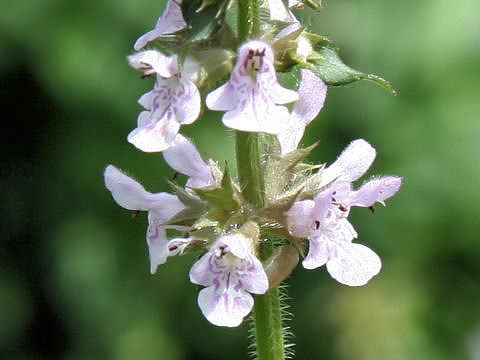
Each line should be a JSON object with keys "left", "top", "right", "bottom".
{"left": 252, "top": 239, "right": 287, "bottom": 360}
{"left": 253, "top": 287, "right": 285, "bottom": 360}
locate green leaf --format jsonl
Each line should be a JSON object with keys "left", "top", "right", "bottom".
{"left": 167, "top": 180, "right": 204, "bottom": 208}
{"left": 311, "top": 41, "right": 397, "bottom": 95}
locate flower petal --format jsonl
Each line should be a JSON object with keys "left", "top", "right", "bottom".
{"left": 197, "top": 286, "right": 254, "bottom": 327}
{"left": 287, "top": 200, "right": 315, "bottom": 238}
{"left": 127, "top": 116, "right": 180, "bottom": 152}
{"left": 302, "top": 235, "right": 329, "bottom": 269}
{"left": 321, "top": 139, "right": 376, "bottom": 185}
{"left": 148, "top": 195, "right": 186, "bottom": 223}
{"left": 242, "top": 255, "right": 269, "bottom": 294}
{"left": 128, "top": 50, "right": 178, "bottom": 78}
{"left": 189, "top": 250, "right": 217, "bottom": 287}
{"left": 171, "top": 78, "right": 201, "bottom": 125}
{"left": 221, "top": 91, "right": 291, "bottom": 134}
{"left": 104, "top": 165, "right": 154, "bottom": 210}
{"left": 221, "top": 234, "right": 268, "bottom": 294}
{"left": 146, "top": 223, "right": 169, "bottom": 274}
{"left": 347, "top": 176, "right": 402, "bottom": 207}
{"left": 326, "top": 242, "right": 381, "bottom": 286}
{"left": 134, "top": 0, "right": 187, "bottom": 51}
{"left": 278, "top": 69, "right": 327, "bottom": 154}
{"left": 162, "top": 134, "right": 215, "bottom": 188}
{"left": 291, "top": 69, "right": 327, "bottom": 127}
{"left": 267, "top": 0, "right": 296, "bottom": 22}
{"left": 205, "top": 82, "right": 238, "bottom": 111}
{"left": 190, "top": 233, "right": 268, "bottom": 326}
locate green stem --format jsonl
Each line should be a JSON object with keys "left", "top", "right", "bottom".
{"left": 237, "top": 0, "right": 260, "bottom": 42}
{"left": 253, "top": 288, "right": 285, "bottom": 360}
{"left": 235, "top": 132, "right": 265, "bottom": 208}
{"left": 253, "top": 239, "right": 286, "bottom": 360}
{"left": 236, "top": 2, "right": 287, "bottom": 359}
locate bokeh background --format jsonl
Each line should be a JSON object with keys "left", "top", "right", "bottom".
{"left": 2, "top": 0, "right": 480, "bottom": 359}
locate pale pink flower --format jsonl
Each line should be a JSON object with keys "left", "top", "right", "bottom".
{"left": 206, "top": 40, "right": 298, "bottom": 134}
{"left": 104, "top": 165, "right": 186, "bottom": 273}
{"left": 127, "top": 50, "right": 201, "bottom": 152}
{"left": 287, "top": 139, "right": 402, "bottom": 286}
{"left": 189, "top": 233, "right": 268, "bottom": 327}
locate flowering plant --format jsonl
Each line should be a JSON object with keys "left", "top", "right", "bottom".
{"left": 104, "top": 0, "right": 401, "bottom": 358}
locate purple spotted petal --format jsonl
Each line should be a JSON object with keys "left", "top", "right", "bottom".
{"left": 134, "top": 0, "right": 187, "bottom": 51}
{"left": 128, "top": 76, "right": 200, "bottom": 152}
{"left": 189, "top": 233, "right": 268, "bottom": 327}
{"left": 302, "top": 215, "right": 357, "bottom": 270}
{"left": 222, "top": 234, "right": 268, "bottom": 294}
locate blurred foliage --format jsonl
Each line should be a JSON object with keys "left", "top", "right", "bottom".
{"left": 1, "top": 0, "right": 480, "bottom": 359}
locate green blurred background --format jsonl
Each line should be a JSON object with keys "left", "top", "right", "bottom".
{"left": 1, "top": 0, "right": 480, "bottom": 359}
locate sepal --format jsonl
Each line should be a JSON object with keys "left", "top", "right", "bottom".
{"left": 193, "top": 166, "right": 243, "bottom": 219}
{"left": 264, "top": 140, "right": 318, "bottom": 201}
{"left": 165, "top": 180, "right": 210, "bottom": 226}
